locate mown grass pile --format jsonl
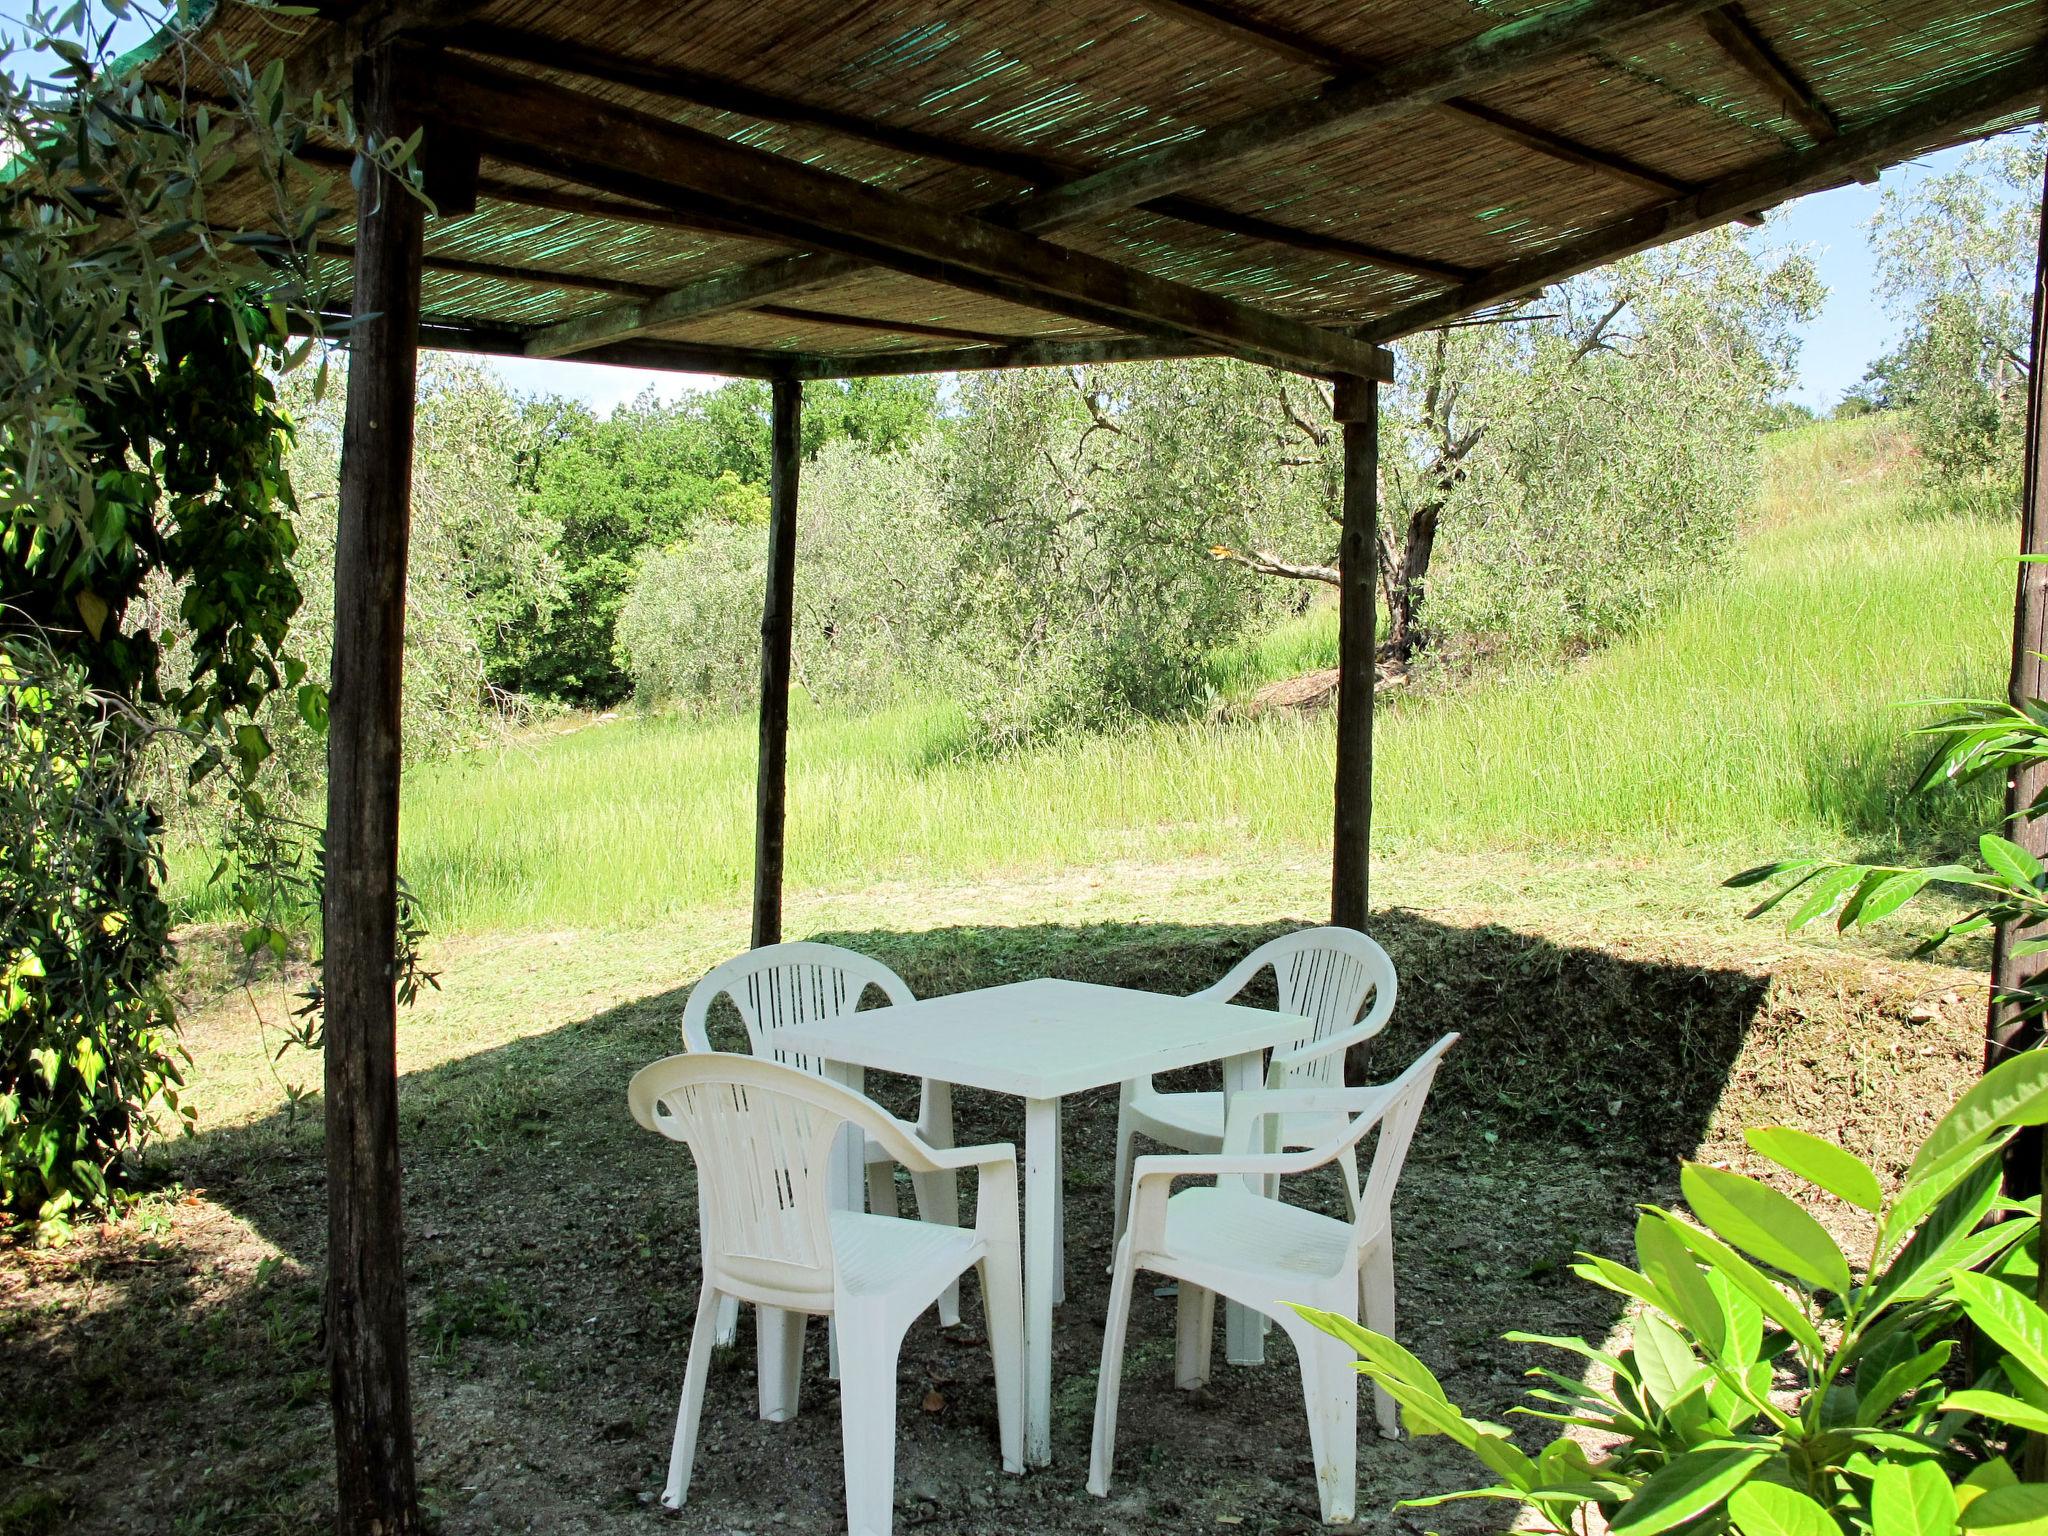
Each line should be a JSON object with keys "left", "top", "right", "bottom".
{"left": 166, "top": 415, "right": 2011, "bottom": 935}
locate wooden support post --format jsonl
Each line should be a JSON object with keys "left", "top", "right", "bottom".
{"left": 324, "top": 45, "right": 425, "bottom": 1536}
{"left": 1331, "top": 376, "right": 1379, "bottom": 932}
{"left": 752, "top": 378, "right": 802, "bottom": 948}
{"left": 1990, "top": 154, "right": 2048, "bottom": 1204}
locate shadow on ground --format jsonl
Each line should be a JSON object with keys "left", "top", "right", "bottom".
{"left": 2, "top": 915, "right": 1776, "bottom": 1535}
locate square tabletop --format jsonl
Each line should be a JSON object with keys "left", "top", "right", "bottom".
{"left": 774, "top": 978, "right": 1308, "bottom": 1101}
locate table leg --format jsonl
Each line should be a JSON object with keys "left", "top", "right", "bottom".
{"left": 821, "top": 1062, "right": 866, "bottom": 1381}
{"left": 1220, "top": 1050, "right": 1268, "bottom": 1366}
{"left": 1023, "top": 1094, "right": 1059, "bottom": 1466}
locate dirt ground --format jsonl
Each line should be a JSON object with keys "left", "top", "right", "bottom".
{"left": 0, "top": 869, "right": 1990, "bottom": 1535}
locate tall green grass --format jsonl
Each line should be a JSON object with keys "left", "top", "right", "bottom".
{"left": 166, "top": 415, "right": 2015, "bottom": 933}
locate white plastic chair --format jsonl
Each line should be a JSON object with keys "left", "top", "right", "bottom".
{"left": 630, "top": 1053, "right": 1024, "bottom": 1536}
{"left": 1111, "top": 928, "right": 1398, "bottom": 1246}
{"left": 1088, "top": 1032, "right": 1458, "bottom": 1525}
{"left": 683, "top": 941, "right": 962, "bottom": 1335}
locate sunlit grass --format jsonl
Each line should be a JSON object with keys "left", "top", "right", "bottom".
{"left": 166, "top": 416, "right": 2015, "bottom": 934}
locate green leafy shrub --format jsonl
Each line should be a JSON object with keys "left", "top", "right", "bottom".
{"left": 1304, "top": 1054, "right": 2048, "bottom": 1534}
{"left": 0, "top": 637, "right": 189, "bottom": 1236}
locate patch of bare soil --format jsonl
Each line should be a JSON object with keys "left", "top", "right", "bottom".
{"left": 0, "top": 915, "right": 1983, "bottom": 1535}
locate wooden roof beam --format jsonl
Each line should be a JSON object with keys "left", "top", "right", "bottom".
{"left": 776, "top": 336, "right": 1225, "bottom": 378}
{"left": 753, "top": 304, "right": 1029, "bottom": 346}
{"left": 1699, "top": 3, "right": 1838, "bottom": 142}
{"left": 1004, "top": 0, "right": 1728, "bottom": 232}
{"left": 421, "top": 54, "right": 1392, "bottom": 380}
{"left": 1144, "top": 0, "right": 1691, "bottom": 198}
{"left": 441, "top": 23, "right": 1466, "bottom": 281}
{"left": 1362, "top": 46, "right": 2048, "bottom": 342}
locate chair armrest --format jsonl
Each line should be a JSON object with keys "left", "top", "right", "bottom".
{"left": 1220, "top": 1085, "right": 1395, "bottom": 1154}
{"left": 1125, "top": 1146, "right": 1321, "bottom": 1252}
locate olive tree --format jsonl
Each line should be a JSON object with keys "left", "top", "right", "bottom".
{"left": 1219, "top": 226, "right": 1820, "bottom": 665}
{"left": 1867, "top": 129, "right": 2046, "bottom": 486}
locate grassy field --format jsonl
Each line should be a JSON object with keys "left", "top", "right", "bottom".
{"left": 171, "top": 413, "right": 2011, "bottom": 935}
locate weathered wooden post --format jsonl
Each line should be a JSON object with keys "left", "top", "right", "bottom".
{"left": 323, "top": 44, "right": 426, "bottom": 1536}
{"left": 1990, "top": 157, "right": 2048, "bottom": 1084}
{"left": 1331, "top": 374, "right": 1380, "bottom": 931}
{"left": 753, "top": 377, "right": 802, "bottom": 947}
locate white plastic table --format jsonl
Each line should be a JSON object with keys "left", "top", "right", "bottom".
{"left": 775, "top": 977, "right": 1308, "bottom": 1467}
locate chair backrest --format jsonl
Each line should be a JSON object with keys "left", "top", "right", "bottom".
{"left": 629, "top": 1053, "right": 897, "bottom": 1309}
{"left": 1203, "top": 928, "right": 1397, "bottom": 1087}
{"left": 1344, "top": 1032, "right": 1457, "bottom": 1246}
{"left": 681, "top": 941, "right": 915, "bottom": 1075}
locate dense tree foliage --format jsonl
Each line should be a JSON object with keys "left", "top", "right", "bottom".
{"left": 0, "top": 2, "right": 369, "bottom": 1233}
{"left": 616, "top": 227, "right": 1817, "bottom": 736}
{"left": 496, "top": 377, "right": 940, "bottom": 705}
{"left": 1866, "top": 131, "right": 2044, "bottom": 488}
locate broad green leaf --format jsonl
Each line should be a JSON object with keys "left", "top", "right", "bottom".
{"left": 1682, "top": 1164, "right": 1854, "bottom": 1295}
{"left": 1981, "top": 834, "right": 2045, "bottom": 889}
{"left": 1746, "top": 1127, "right": 1883, "bottom": 1213}
{"left": 1913, "top": 1051, "right": 2048, "bottom": 1180}
{"left": 1952, "top": 1272, "right": 2048, "bottom": 1391}
{"left": 1662, "top": 1211, "right": 1826, "bottom": 1359}
{"left": 1789, "top": 866, "right": 1868, "bottom": 930}
{"left": 1633, "top": 1312, "right": 1707, "bottom": 1413}
{"left": 1575, "top": 1252, "right": 1668, "bottom": 1313}
{"left": 1726, "top": 860, "right": 1822, "bottom": 889}
{"left": 1873, "top": 1458, "right": 1958, "bottom": 1536}
{"left": 1850, "top": 870, "right": 1939, "bottom": 928}
{"left": 1856, "top": 1342, "right": 1952, "bottom": 1425}
{"left": 1959, "top": 1484, "right": 2048, "bottom": 1536}
{"left": 1291, "top": 1308, "right": 1448, "bottom": 1402}
{"left": 1942, "top": 1390, "right": 2048, "bottom": 1437}
{"left": 1730, "top": 1481, "right": 1841, "bottom": 1536}
{"left": 1612, "top": 1446, "right": 1773, "bottom": 1536}
{"left": 1885, "top": 1146, "right": 2006, "bottom": 1269}
{"left": 1639, "top": 1210, "right": 1728, "bottom": 1356}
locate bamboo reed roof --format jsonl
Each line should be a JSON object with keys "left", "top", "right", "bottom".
{"left": 147, "top": 0, "right": 2048, "bottom": 379}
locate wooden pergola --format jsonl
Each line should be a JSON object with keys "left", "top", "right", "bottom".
{"left": 140, "top": 0, "right": 2048, "bottom": 1528}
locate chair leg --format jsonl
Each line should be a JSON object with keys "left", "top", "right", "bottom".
{"left": 1296, "top": 1331, "right": 1359, "bottom": 1524}
{"left": 757, "top": 1305, "right": 805, "bottom": 1423}
{"left": 715, "top": 1293, "right": 740, "bottom": 1350}
{"left": 1360, "top": 1240, "right": 1398, "bottom": 1438}
{"left": 1174, "top": 1282, "right": 1216, "bottom": 1390}
{"left": 1087, "top": 1241, "right": 1139, "bottom": 1498}
{"left": 979, "top": 1251, "right": 1025, "bottom": 1475}
{"left": 910, "top": 1080, "right": 962, "bottom": 1326}
{"left": 866, "top": 1159, "right": 900, "bottom": 1219}
{"left": 663, "top": 1285, "right": 723, "bottom": 1510}
{"left": 836, "top": 1303, "right": 907, "bottom": 1536}
{"left": 1109, "top": 1100, "right": 1136, "bottom": 1261}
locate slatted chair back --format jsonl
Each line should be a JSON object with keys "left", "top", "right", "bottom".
{"left": 681, "top": 941, "right": 915, "bottom": 1076}
{"left": 629, "top": 1053, "right": 888, "bottom": 1311}
{"left": 1196, "top": 928, "right": 1396, "bottom": 1088}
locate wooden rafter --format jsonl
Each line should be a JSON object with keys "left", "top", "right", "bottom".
{"left": 307, "top": 240, "right": 666, "bottom": 298}
{"left": 1699, "top": 3, "right": 1838, "bottom": 142}
{"left": 752, "top": 304, "right": 1024, "bottom": 346}
{"left": 420, "top": 54, "right": 1394, "bottom": 379}
{"left": 1361, "top": 47, "right": 2048, "bottom": 342}
{"left": 1143, "top": 0, "right": 1692, "bottom": 197}
{"left": 440, "top": 22, "right": 1466, "bottom": 281}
